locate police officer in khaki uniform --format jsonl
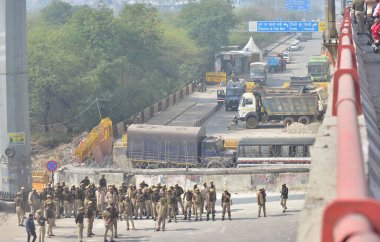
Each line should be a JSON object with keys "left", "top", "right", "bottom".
{"left": 156, "top": 198, "right": 168, "bottom": 232}
{"left": 15, "top": 192, "right": 25, "bottom": 226}
{"left": 193, "top": 188, "right": 203, "bottom": 221}
{"left": 86, "top": 201, "right": 95, "bottom": 237}
{"left": 221, "top": 189, "right": 232, "bottom": 221}
{"left": 167, "top": 190, "right": 177, "bottom": 223}
{"left": 135, "top": 188, "right": 145, "bottom": 219}
{"left": 103, "top": 206, "right": 114, "bottom": 242}
{"left": 206, "top": 188, "right": 216, "bottom": 221}
{"left": 44, "top": 196, "right": 55, "bottom": 238}
{"left": 183, "top": 189, "right": 193, "bottom": 221}
{"left": 151, "top": 187, "right": 160, "bottom": 221}
{"left": 256, "top": 188, "right": 266, "bottom": 217}
{"left": 122, "top": 195, "right": 135, "bottom": 230}
{"left": 75, "top": 207, "right": 85, "bottom": 242}
{"left": 35, "top": 209, "right": 46, "bottom": 242}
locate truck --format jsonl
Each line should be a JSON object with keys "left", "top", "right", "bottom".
{"left": 224, "top": 80, "right": 245, "bottom": 111}
{"left": 126, "top": 124, "right": 235, "bottom": 168}
{"left": 238, "top": 88, "right": 323, "bottom": 129}
{"left": 267, "top": 56, "right": 281, "bottom": 73}
{"left": 249, "top": 62, "right": 267, "bottom": 86}
{"left": 307, "top": 55, "right": 331, "bottom": 85}
{"left": 297, "top": 32, "right": 312, "bottom": 42}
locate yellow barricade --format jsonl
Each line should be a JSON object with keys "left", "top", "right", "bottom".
{"left": 206, "top": 72, "right": 227, "bottom": 84}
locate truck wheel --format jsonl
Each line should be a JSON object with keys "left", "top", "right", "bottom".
{"left": 283, "top": 117, "right": 294, "bottom": 127}
{"left": 298, "top": 116, "right": 311, "bottom": 125}
{"left": 246, "top": 117, "right": 258, "bottom": 129}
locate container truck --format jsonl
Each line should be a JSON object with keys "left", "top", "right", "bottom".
{"left": 126, "top": 124, "right": 235, "bottom": 168}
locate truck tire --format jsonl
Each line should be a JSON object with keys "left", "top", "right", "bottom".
{"left": 283, "top": 117, "right": 294, "bottom": 127}
{"left": 246, "top": 117, "right": 258, "bottom": 129}
{"left": 298, "top": 116, "right": 311, "bottom": 125}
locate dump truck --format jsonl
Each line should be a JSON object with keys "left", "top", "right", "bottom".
{"left": 238, "top": 88, "right": 322, "bottom": 129}
{"left": 126, "top": 124, "right": 235, "bottom": 168}
{"left": 225, "top": 80, "right": 245, "bottom": 111}
{"left": 307, "top": 55, "right": 331, "bottom": 85}
{"left": 249, "top": 62, "right": 267, "bottom": 86}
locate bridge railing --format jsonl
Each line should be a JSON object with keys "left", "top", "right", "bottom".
{"left": 322, "top": 7, "right": 380, "bottom": 242}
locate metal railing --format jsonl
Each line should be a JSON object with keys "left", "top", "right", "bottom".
{"left": 322, "top": 7, "right": 380, "bottom": 242}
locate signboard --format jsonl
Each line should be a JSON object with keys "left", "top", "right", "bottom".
{"left": 318, "top": 22, "right": 326, "bottom": 32}
{"left": 286, "top": 0, "right": 311, "bottom": 11}
{"left": 8, "top": 132, "right": 25, "bottom": 144}
{"left": 249, "top": 21, "right": 319, "bottom": 33}
{"left": 46, "top": 160, "right": 58, "bottom": 172}
{"left": 206, "top": 72, "right": 227, "bottom": 84}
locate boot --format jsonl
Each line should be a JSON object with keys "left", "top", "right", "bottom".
{"left": 188, "top": 214, "right": 191, "bottom": 221}
{"left": 183, "top": 214, "right": 187, "bottom": 220}
{"left": 212, "top": 214, "right": 215, "bottom": 221}
{"left": 228, "top": 212, "right": 232, "bottom": 221}
{"left": 206, "top": 213, "right": 209, "bottom": 221}
{"left": 222, "top": 217, "right": 224, "bottom": 221}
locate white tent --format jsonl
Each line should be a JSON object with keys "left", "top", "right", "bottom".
{"left": 242, "top": 36, "right": 261, "bottom": 54}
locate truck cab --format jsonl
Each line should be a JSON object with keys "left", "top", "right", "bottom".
{"left": 238, "top": 92, "right": 260, "bottom": 129}
{"left": 307, "top": 55, "right": 331, "bottom": 84}
{"left": 225, "top": 80, "right": 245, "bottom": 111}
{"left": 249, "top": 62, "right": 267, "bottom": 86}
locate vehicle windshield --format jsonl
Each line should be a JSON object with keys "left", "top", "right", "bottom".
{"left": 250, "top": 69, "right": 264, "bottom": 76}
{"left": 226, "top": 89, "right": 243, "bottom": 96}
{"left": 283, "top": 53, "right": 289, "bottom": 58}
{"left": 308, "top": 63, "right": 328, "bottom": 75}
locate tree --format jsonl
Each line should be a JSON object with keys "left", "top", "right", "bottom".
{"left": 179, "top": 0, "right": 238, "bottom": 52}
{"left": 40, "top": 0, "right": 74, "bottom": 25}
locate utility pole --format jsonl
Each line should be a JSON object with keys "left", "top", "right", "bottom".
{"left": 323, "top": 0, "right": 339, "bottom": 59}
{"left": 0, "top": 0, "right": 31, "bottom": 192}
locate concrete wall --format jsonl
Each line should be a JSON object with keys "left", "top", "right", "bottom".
{"left": 56, "top": 166, "right": 309, "bottom": 193}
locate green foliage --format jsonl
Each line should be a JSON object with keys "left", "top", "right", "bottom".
{"left": 40, "top": 0, "right": 74, "bottom": 25}
{"left": 178, "top": 0, "right": 238, "bottom": 52}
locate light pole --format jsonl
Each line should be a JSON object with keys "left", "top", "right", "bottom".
{"left": 323, "top": 0, "right": 339, "bottom": 59}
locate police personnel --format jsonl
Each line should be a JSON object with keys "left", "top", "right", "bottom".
{"left": 193, "top": 188, "right": 203, "bottom": 221}
{"left": 86, "top": 201, "right": 95, "bottom": 237}
{"left": 221, "top": 189, "right": 232, "bottom": 221}
{"left": 206, "top": 188, "right": 216, "bottom": 221}
{"left": 257, "top": 188, "right": 266, "bottom": 217}
{"left": 156, "top": 198, "right": 168, "bottom": 232}
{"left": 15, "top": 192, "right": 25, "bottom": 226}
{"left": 35, "top": 209, "right": 46, "bottom": 242}
{"left": 183, "top": 189, "right": 193, "bottom": 221}
{"left": 122, "top": 195, "right": 135, "bottom": 230}
{"left": 103, "top": 206, "right": 114, "bottom": 242}
{"left": 44, "top": 196, "right": 55, "bottom": 238}
{"left": 75, "top": 207, "right": 85, "bottom": 242}
{"left": 167, "top": 189, "right": 177, "bottom": 223}
{"left": 280, "top": 184, "right": 288, "bottom": 213}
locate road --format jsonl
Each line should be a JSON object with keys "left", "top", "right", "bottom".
{"left": 0, "top": 192, "right": 304, "bottom": 242}
{"left": 204, "top": 33, "right": 323, "bottom": 138}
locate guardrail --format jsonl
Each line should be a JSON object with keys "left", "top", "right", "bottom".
{"left": 322, "top": 8, "right": 380, "bottom": 242}
{"left": 192, "top": 103, "right": 222, "bottom": 127}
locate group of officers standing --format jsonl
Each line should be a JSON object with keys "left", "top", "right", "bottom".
{"left": 16, "top": 175, "right": 289, "bottom": 242}
{"left": 15, "top": 175, "right": 235, "bottom": 242}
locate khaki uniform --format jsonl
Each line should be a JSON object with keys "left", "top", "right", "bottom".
{"left": 192, "top": 191, "right": 203, "bottom": 221}
{"left": 15, "top": 196, "right": 25, "bottom": 226}
{"left": 167, "top": 194, "right": 177, "bottom": 223}
{"left": 201, "top": 186, "right": 208, "bottom": 214}
{"left": 151, "top": 191, "right": 160, "bottom": 220}
{"left": 156, "top": 201, "right": 168, "bottom": 231}
{"left": 105, "top": 191, "right": 118, "bottom": 208}
{"left": 86, "top": 205, "right": 95, "bottom": 236}
{"left": 62, "top": 190, "right": 73, "bottom": 218}
{"left": 28, "top": 191, "right": 39, "bottom": 217}
{"left": 280, "top": 186, "right": 288, "bottom": 212}
{"left": 36, "top": 214, "right": 46, "bottom": 242}
{"left": 95, "top": 190, "right": 105, "bottom": 216}
{"left": 183, "top": 191, "right": 193, "bottom": 220}
{"left": 174, "top": 186, "right": 184, "bottom": 214}
{"left": 122, "top": 199, "right": 135, "bottom": 230}
{"left": 44, "top": 200, "right": 55, "bottom": 237}
{"left": 103, "top": 210, "right": 114, "bottom": 241}
{"left": 135, "top": 191, "right": 145, "bottom": 218}
{"left": 53, "top": 194, "right": 61, "bottom": 219}
{"left": 73, "top": 189, "right": 83, "bottom": 216}
{"left": 206, "top": 190, "right": 216, "bottom": 221}
{"left": 145, "top": 190, "right": 152, "bottom": 218}
{"left": 256, "top": 190, "right": 266, "bottom": 217}
{"left": 221, "top": 192, "right": 231, "bottom": 220}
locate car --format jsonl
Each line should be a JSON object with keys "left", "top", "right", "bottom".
{"left": 282, "top": 51, "right": 291, "bottom": 63}
{"left": 289, "top": 40, "right": 301, "bottom": 51}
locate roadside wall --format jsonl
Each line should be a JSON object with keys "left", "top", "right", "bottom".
{"left": 56, "top": 166, "right": 309, "bottom": 193}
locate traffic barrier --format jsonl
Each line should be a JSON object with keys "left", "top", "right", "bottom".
{"left": 322, "top": 7, "right": 380, "bottom": 242}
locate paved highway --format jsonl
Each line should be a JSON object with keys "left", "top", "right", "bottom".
{"left": 0, "top": 192, "right": 304, "bottom": 242}
{"left": 204, "top": 33, "right": 323, "bottom": 139}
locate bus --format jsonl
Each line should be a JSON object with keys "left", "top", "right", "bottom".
{"left": 236, "top": 137, "right": 315, "bottom": 167}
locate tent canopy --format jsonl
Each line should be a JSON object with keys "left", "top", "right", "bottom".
{"left": 242, "top": 36, "right": 261, "bottom": 54}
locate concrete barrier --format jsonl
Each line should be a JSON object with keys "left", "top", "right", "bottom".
{"left": 56, "top": 166, "right": 309, "bottom": 193}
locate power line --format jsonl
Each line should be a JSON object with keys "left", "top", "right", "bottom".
{"left": 35, "top": 99, "right": 98, "bottom": 127}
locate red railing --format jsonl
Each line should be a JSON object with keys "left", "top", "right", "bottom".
{"left": 322, "top": 8, "right": 380, "bottom": 242}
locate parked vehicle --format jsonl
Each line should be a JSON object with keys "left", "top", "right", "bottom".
{"left": 238, "top": 88, "right": 323, "bottom": 129}
{"left": 249, "top": 62, "right": 267, "bottom": 86}
{"left": 282, "top": 51, "right": 291, "bottom": 63}
{"left": 225, "top": 80, "right": 245, "bottom": 111}
{"left": 267, "top": 56, "right": 281, "bottom": 73}
{"left": 126, "top": 125, "right": 235, "bottom": 168}
{"left": 236, "top": 136, "right": 315, "bottom": 167}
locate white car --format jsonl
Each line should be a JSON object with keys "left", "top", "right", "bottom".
{"left": 282, "top": 51, "right": 291, "bottom": 63}
{"left": 290, "top": 40, "right": 301, "bottom": 51}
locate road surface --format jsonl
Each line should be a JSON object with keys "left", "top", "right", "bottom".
{"left": 0, "top": 192, "right": 304, "bottom": 242}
